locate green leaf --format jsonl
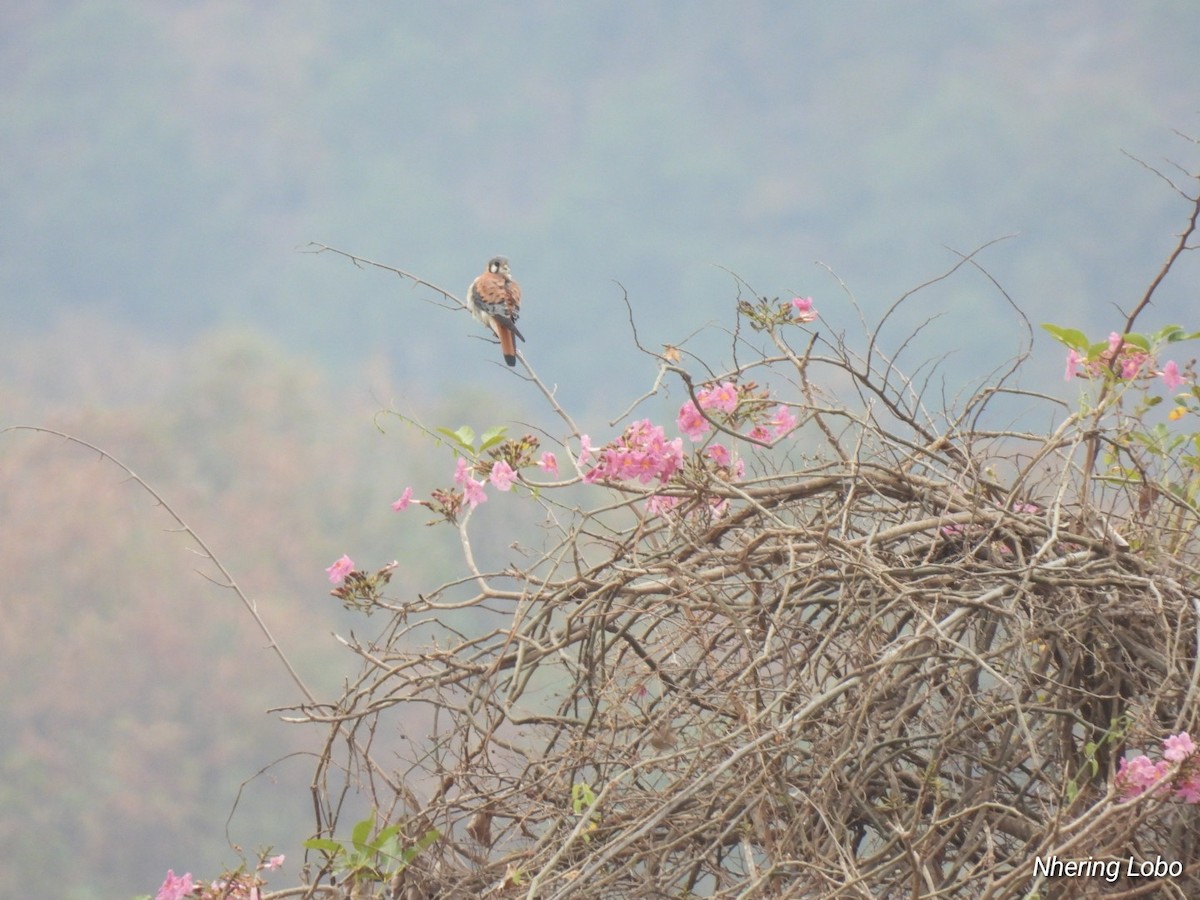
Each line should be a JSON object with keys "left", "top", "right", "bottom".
{"left": 351, "top": 816, "right": 374, "bottom": 852}
{"left": 399, "top": 828, "right": 440, "bottom": 865}
{"left": 435, "top": 426, "right": 476, "bottom": 452}
{"left": 478, "top": 425, "right": 508, "bottom": 451}
{"left": 572, "top": 781, "right": 598, "bottom": 815}
{"left": 1153, "top": 324, "right": 1200, "bottom": 343}
{"left": 1040, "top": 323, "right": 1090, "bottom": 350}
{"left": 369, "top": 823, "right": 403, "bottom": 852}
{"left": 1119, "top": 332, "right": 1150, "bottom": 352}
{"left": 304, "top": 838, "right": 344, "bottom": 854}
{"left": 377, "top": 834, "right": 403, "bottom": 867}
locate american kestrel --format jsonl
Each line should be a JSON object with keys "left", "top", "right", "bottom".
{"left": 468, "top": 256, "right": 524, "bottom": 366}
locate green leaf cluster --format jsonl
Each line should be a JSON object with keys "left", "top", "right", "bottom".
{"left": 304, "top": 815, "right": 439, "bottom": 886}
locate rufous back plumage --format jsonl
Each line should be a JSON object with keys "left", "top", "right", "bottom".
{"left": 468, "top": 256, "right": 524, "bottom": 366}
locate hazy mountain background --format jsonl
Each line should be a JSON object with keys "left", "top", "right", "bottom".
{"left": 2, "top": 2, "right": 1198, "bottom": 896}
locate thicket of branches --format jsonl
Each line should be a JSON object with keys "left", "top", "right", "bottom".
{"left": 286, "top": 170, "right": 1200, "bottom": 898}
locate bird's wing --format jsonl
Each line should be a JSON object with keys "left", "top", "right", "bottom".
{"left": 470, "top": 272, "right": 524, "bottom": 341}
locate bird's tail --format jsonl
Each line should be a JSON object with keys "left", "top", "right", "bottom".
{"left": 496, "top": 322, "right": 518, "bottom": 366}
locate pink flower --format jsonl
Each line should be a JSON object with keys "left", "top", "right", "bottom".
{"left": 700, "top": 381, "right": 739, "bottom": 414}
{"left": 462, "top": 478, "right": 487, "bottom": 508}
{"left": 645, "top": 494, "right": 680, "bottom": 517}
{"left": 768, "top": 404, "right": 797, "bottom": 438}
{"left": 262, "top": 854, "right": 286, "bottom": 871}
{"left": 791, "top": 296, "right": 818, "bottom": 322}
{"left": 1162, "top": 732, "right": 1197, "bottom": 763}
{"left": 1161, "top": 360, "right": 1186, "bottom": 391}
{"left": 577, "top": 435, "right": 594, "bottom": 466}
{"left": 489, "top": 460, "right": 517, "bottom": 491}
{"left": 1107, "top": 332, "right": 1123, "bottom": 355}
{"left": 156, "top": 870, "right": 195, "bottom": 900}
{"left": 391, "top": 487, "right": 414, "bottom": 511}
{"left": 1120, "top": 353, "right": 1146, "bottom": 380}
{"left": 325, "top": 554, "right": 355, "bottom": 584}
{"left": 663, "top": 438, "right": 684, "bottom": 475}
{"left": 677, "top": 401, "right": 710, "bottom": 441}
{"left": 1175, "top": 773, "right": 1200, "bottom": 804}
{"left": 628, "top": 451, "right": 658, "bottom": 483}
{"left": 705, "top": 443, "right": 731, "bottom": 467}
{"left": 584, "top": 420, "right": 684, "bottom": 485}
{"left": 1115, "top": 754, "right": 1170, "bottom": 800}
{"left": 1064, "top": 348, "right": 1082, "bottom": 381}
{"left": 453, "top": 457, "right": 471, "bottom": 487}
{"left": 538, "top": 451, "right": 559, "bottom": 476}
{"left": 747, "top": 424, "right": 772, "bottom": 442}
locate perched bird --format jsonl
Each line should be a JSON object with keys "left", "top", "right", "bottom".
{"left": 467, "top": 256, "right": 524, "bottom": 366}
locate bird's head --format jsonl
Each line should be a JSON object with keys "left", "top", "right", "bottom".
{"left": 488, "top": 256, "right": 511, "bottom": 277}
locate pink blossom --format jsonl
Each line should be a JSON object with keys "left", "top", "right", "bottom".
{"left": 1120, "top": 353, "right": 1146, "bottom": 380}
{"left": 700, "top": 381, "right": 739, "bottom": 414}
{"left": 584, "top": 420, "right": 684, "bottom": 485}
{"left": 1115, "top": 754, "right": 1170, "bottom": 800}
{"left": 663, "top": 437, "right": 685, "bottom": 474}
{"left": 747, "top": 424, "right": 772, "bottom": 442}
{"left": 325, "top": 554, "right": 355, "bottom": 585}
{"left": 489, "top": 460, "right": 517, "bottom": 491}
{"left": 768, "top": 404, "right": 797, "bottom": 438}
{"left": 629, "top": 451, "right": 659, "bottom": 483}
{"left": 1175, "top": 773, "right": 1200, "bottom": 804}
{"left": 1064, "top": 348, "right": 1082, "bottom": 381}
{"left": 1160, "top": 360, "right": 1186, "bottom": 391}
{"left": 453, "top": 457, "right": 471, "bottom": 487}
{"left": 156, "top": 870, "right": 195, "bottom": 900}
{"left": 791, "top": 296, "right": 818, "bottom": 323}
{"left": 732, "top": 458, "right": 745, "bottom": 480}
{"left": 1107, "top": 332, "right": 1123, "bottom": 355}
{"left": 537, "top": 451, "right": 559, "bottom": 476}
{"left": 705, "top": 443, "right": 731, "bottom": 467}
{"left": 1162, "top": 732, "right": 1197, "bottom": 763}
{"left": 262, "top": 854, "right": 286, "bottom": 871}
{"left": 677, "top": 401, "right": 710, "bottom": 441}
{"left": 645, "top": 494, "right": 681, "bottom": 517}
{"left": 391, "top": 487, "right": 414, "bottom": 511}
{"left": 577, "top": 435, "right": 594, "bottom": 466}
{"left": 462, "top": 478, "right": 488, "bottom": 508}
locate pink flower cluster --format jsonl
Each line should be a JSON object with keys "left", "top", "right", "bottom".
{"left": 156, "top": 870, "right": 194, "bottom": 900}
{"left": 583, "top": 419, "right": 684, "bottom": 485}
{"left": 155, "top": 856, "right": 284, "bottom": 900}
{"left": 746, "top": 405, "right": 798, "bottom": 443}
{"left": 677, "top": 381, "right": 798, "bottom": 445}
{"left": 388, "top": 450, "right": 558, "bottom": 520}
{"left": 1115, "top": 731, "right": 1200, "bottom": 803}
{"left": 454, "top": 457, "right": 488, "bottom": 508}
{"left": 677, "top": 381, "right": 737, "bottom": 441}
{"left": 1064, "top": 332, "right": 1187, "bottom": 392}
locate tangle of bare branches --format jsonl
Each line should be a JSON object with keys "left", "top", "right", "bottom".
{"left": 285, "top": 178, "right": 1200, "bottom": 899}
